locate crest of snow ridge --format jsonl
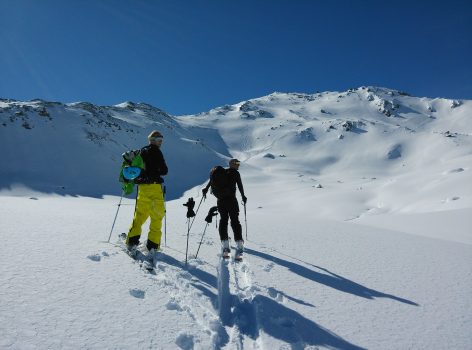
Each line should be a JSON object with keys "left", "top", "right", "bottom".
{"left": 0, "top": 87, "right": 467, "bottom": 155}
{"left": 0, "top": 99, "right": 180, "bottom": 146}
{"left": 180, "top": 87, "right": 469, "bottom": 167}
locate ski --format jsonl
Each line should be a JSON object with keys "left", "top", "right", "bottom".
{"left": 118, "top": 233, "right": 156, "bottom": 273}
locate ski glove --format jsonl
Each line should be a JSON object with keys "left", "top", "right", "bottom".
{"left": 202, "top": 187, "right": 208, "bottom": 198}
{"left": 183, "top": 197, "right": 196, "bottom": 218}
{"left": 205, "top": 206, "right": 219, "bottom": 223}
{"left": 242, "top": 195, "right": 247, "bottom": 204}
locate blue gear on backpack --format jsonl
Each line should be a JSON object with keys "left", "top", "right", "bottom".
{"left": 122, "top": 166, "right": 142, "bottom": 180}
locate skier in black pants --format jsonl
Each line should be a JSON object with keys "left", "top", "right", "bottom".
{"left": 203, "top": 159, "right": 247, "bottom": 259}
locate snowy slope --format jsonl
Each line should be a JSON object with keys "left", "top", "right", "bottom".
{"left": 177, "top": 87, "right": 472, "bottom": 240}
{"left": 0, "top": 99, "right": 224, "bottom": 199}
{"left": 1, "top": 87, "right": 471, "bottom": 349}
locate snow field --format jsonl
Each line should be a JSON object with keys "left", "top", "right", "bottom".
{"left": 1, "top": 190, "right": 470, "bottom": 349}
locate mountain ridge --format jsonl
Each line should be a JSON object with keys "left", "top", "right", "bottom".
{"left": 1, "top": 87, "right": 470, "bottom": 212}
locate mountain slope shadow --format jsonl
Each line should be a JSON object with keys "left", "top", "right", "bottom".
{"left": 255, "top": 295, "right": 366, "bottom": 349}
{"left": 246, "top": 248, "right": 418, "bottom": 306}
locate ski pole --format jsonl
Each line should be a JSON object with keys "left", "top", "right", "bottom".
{"left": 195, "top": 223, "right": 209, "bottom": 259}
{"left": 185, "top": 218, "right": 190, "bottom": 265}
{"left": 183, "top": 197, "right": 197, "bottom": 266}
{"left": 189, "top": 196, "right": 205, "bottom": 232}
{"left": 195, "top": 206, "right": 218, "bottom": 259}
{"left": 162, "top": 184, "right": 167, "bottom": 247}
{"left": 107, "top": 190, "right": 125, "bottom": 243}
{"left": 243, "top": 202, "right": 248, "bottom": 240}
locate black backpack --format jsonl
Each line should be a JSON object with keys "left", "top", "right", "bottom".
{"left": 210, "top": 166, "right": 232, "bottom": 199}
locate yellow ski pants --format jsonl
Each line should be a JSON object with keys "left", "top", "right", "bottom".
{"left": 127, "top": 184, "right": 165, "bottom": 247}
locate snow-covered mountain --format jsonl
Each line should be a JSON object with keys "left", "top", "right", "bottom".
{"left": 1, "top": 86, "right": 471, "bottom": 223}
{"left": 1, "top": 86, "right": 470, "bottom": 206}
{"left": 178, "top": 87, "right": 471, "bottom": 218}
{"left": 1, "top": 87, "right": 471, "bottom": 349}
{"left": 0, "top": 99, "right": 226, "bottom": 198}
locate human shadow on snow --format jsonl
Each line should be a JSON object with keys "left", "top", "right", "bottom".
{"left": 245, "top": 248, "right": 419, "bottom": 306}
{"left": 213, "top": 262, "right": 361, "bottom": 349}
{"left": 255, "top": 294, "right": 366, "bottom": 349}
{"left": 157, "top": 251, "right": 367, "bottom": 349}
{"left": 267, "top": 287, "right": 316, "bottom": 308}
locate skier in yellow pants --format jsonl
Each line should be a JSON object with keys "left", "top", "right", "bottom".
{"left": 126, "top": 130, "right": 168, "bottom": 256}
{"left": 127, "top": 184, "right": 165, "bottom": 248}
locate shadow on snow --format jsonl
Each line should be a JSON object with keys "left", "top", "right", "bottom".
{"left": 159, "top": 250, "right": 368, "bottom": 349}
{"left": 245, "top": 247, "right": 419, "bottom": 306}
{"left": 255, "top": 294, "right": 366, "bottom": 349}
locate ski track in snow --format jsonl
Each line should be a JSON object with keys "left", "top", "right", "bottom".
{"left": 217, "top": 256, "right": 261, "bottom": 349}
{"left": 112, "top": 238, "right": 228, "bottom": 349}
{"left": 111, "top": 238, "right": 283, "bottom": 349}
{"left": 108, "top": 238, "right": 270, "bottom": 349}
{"left": 111, "top": 230, "right": 327, "bottom": 349}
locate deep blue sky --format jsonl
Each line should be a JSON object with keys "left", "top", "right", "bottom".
{"left": 1, "top": 0, "right": 471, "bottom": 115}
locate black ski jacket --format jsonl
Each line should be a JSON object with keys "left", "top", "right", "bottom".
{"left": 226, "top": 168, "right": 245, "bottom": 198}
{"left": 136, "top": 144, "right": 168, "bottom": 184}
{"left": 205, "top": 168, "right": 245, "bottom": 199}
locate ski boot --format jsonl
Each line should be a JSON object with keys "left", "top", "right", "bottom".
{"left": 142, "top": 248, "right": 158, "bottom": 271}
{"left": 221, "top": 239, "right": 230, "bottom": 259}
{"left": 235, "top": 240, "right": 244, "bottom": 262}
